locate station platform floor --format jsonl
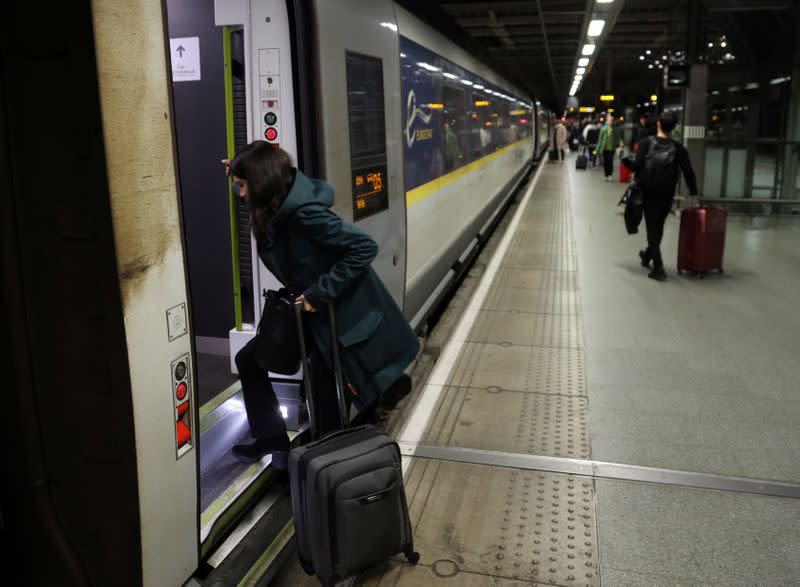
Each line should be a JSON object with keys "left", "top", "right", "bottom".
{"left": 274, "top": 154, "right": 800, "bottom": 586}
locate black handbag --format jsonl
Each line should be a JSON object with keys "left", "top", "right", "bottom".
{"left": 621, "top": 181, "right": 644, "bottom": 235}
{"left": 255, "top": 288, "right": 301, "bottom": 374}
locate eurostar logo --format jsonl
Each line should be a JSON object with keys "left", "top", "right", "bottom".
{"left": 405, "top": 89, "right": 433, "bottom": 148}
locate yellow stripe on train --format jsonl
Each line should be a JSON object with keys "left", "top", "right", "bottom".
{"left": 405, "top": 137, "right": 531, "bottom": 207}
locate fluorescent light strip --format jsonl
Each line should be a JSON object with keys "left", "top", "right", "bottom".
{"left": 587, "top": 19, "right": 605, "bottom": 37}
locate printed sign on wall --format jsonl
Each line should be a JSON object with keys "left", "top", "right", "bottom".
{"left": 170, "top": 37, "right": 201, "bottom": 82}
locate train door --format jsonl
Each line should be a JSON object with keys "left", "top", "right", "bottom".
{"left": 312, "top": 0, "right": 407, "bottom": 307}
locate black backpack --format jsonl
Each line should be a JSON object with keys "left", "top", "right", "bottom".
{"left": 640, "top": 136, "right": 677, "bottom": 189}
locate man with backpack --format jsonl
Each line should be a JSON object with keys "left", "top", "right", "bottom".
{"left": 622, "top": 111, "right": 698, "bottom": 281}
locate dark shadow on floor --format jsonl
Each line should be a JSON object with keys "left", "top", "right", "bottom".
{"left": 197, "top": 351, "right": 238, "bottom": 407}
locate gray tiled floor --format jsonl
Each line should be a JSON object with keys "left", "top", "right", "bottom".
{"left": 569, "top": 159, "right": 800, "bottom": 483}
{"left": 595, "top": 479, "right": 800, "bottom": 586}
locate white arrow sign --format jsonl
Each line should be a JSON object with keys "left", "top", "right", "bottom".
{"left": 170, "top": 37, "right": 201, "bottom": 82}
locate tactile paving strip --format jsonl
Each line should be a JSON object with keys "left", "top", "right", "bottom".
{"left": 502, "top": 252, "right": 578, "bottom": 272}
{"left": 420, "top": 385, "right": 590, "bottom": 458}
{"left": 495, "top": 268, "right": 578, "bottom": 292}
{"left": 401, "top": 459, "right": 599, "bottom": 587}
{"left": 483, "top": 286, "right": 580, "bottom": 316}
{"left": 444, "top": 342, "right": 586, "bottom": 396}
{"left": 468, "top": 310, "right": 583, "bottom": 349}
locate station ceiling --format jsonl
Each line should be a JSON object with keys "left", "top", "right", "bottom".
{"left": 397, "top": 0, "right": 796, "bottom": 111}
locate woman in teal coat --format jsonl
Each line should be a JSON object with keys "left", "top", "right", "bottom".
{"left": 226, "top": 142, "right": 419, "bottom": 463}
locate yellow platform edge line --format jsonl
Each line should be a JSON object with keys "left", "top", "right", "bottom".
{"left": 405, "top": 137, "right": 532, "bottom": 207}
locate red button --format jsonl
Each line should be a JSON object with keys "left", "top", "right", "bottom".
{"left": 265, "top": 127, "right": 278, "bottom": 141}
{"left": 176, "top": 382, "right": 188, "bottom": 401}
{"left": 176, "top": 420, "right": 191, "bottom": 447}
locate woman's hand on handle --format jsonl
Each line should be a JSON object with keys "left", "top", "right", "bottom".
{"left": 296, "top": 295, "right": 318, "bottom": 313}
{"left": 221, "top": 159, "right": 231, "bottom": 177}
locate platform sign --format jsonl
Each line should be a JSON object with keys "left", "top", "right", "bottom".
{"left": 170, "top": 37, "right": 201, "bottom": 82}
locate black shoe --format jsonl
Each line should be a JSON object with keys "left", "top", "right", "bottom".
{"left": 379, "top": 373, "right": 412, "bottom": 410}
{"left": 233, "top": 434, "right": 290, "bottom": 465}
{"left": 639, "top": 249, "right": 651, "bottom": 268}
{"left": 648, "top": 266, "right": 667, "bottom": 281}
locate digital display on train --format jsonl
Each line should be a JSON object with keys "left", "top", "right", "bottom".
{"left": 352, "top": 164, "right": 388, "bottom": 221}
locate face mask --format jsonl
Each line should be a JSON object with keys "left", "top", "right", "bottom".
{"left": 232, "top": 181, "right": 241, "bottom": 196}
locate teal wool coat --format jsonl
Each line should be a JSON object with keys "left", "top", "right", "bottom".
{"left": 259, "top": 170, "right": 420, "bottom": 411}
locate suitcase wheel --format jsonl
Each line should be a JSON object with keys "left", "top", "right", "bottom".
{"left": 405, "top": 550, "right": 420, "bottom": 565}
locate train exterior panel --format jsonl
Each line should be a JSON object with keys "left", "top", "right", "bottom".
{"left": 90, "top": 0, "right": 199, "bottom": 583}
{"left": 312, "top": 0, "right": 407, "bottom": 306}
{"left": 395, "top": 7, "right": 534, "bottom": 324}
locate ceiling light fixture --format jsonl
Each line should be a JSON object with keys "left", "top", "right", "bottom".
{"left": 587, "top": 20, "right": 605, "bottom": 37}
{"left": 576, "top": 67, "right": 586, "bottom": 75}
{"left": 578, "top": 57, "right": 589, "bottom": 67}
{"left": 582, "top": 44, "right": 596, "bottom": 56}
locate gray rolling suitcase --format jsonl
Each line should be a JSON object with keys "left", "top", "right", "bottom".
{"left": 289, "top": 302, "right": 419, "bottom": 586}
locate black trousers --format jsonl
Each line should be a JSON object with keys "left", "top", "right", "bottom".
{"left": 236, "top": 336, "right": 343, "bottom": 440}
{"left": 602, "top": 150, "right": 614, "bottom": 177}
{"left": 643, "top": 195, "right": 674, "bottom": 269}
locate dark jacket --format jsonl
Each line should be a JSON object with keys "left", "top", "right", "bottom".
{"left": 632, "top": 122, "right": 654, "bottom": 147}
{"left": 259, "top": 170, "right": 420, "bottom": 410}
{"left": 622, "top": 136, "right": 698, "bottom": 200}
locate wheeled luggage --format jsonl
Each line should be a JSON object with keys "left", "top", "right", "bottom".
{"left": 549, "top": 149, "right": 559, "bottom": 161}
{"left": 289, "top": 302, "right": 419, "bottom": 586}
{"left": 575, "top": 148, "right": 588, "bottom": 170}
{"left": 677, "top": 205, "right": 727, "bottom": 276}
{"left": 619, "top": 161, "right": 632, "bottom": 183}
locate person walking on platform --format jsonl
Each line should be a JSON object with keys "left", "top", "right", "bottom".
{"left": 596, "top": 114, "right": 623, "bottom": 181}
{"left": 223, "top": 142, "right": 419, "bottom": 463}
{"left": 583, "top": 118, "right": 600, "bottom": 167}
{"left": 622, "top": 111, "right": 698, "bottom": 281}
{"left": 631, "top": 114, "right": 654, "bottom": 151}
{"left": 552, "top": 118, "right": 568, "bottom": 163}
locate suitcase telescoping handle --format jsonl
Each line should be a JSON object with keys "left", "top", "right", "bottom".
{"left": 293, "top": 300, "right": 350, "bottom": 439}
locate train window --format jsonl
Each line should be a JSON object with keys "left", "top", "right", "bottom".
{"left": 345, "top": 52, "right": 389, "bottom": 220}
{"left": 442, "top": 85, "right": 469, "bottom": 172}
{"left": 488, "top": 100, "right": 507, "bottom": 151}
{"left": 472, "top": 92, "right": 493, "bottom": 158}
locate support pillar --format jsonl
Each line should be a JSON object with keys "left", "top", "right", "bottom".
{"left": 683, "top": 65, "right": 708, "bottom": 197}
{"left": 779, "top": 4, "right": 800, "bottom": 200}
{"left": 683, "top": 0, "right": 707, "bottom": 198}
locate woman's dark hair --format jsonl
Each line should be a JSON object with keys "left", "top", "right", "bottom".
{"left": 658, "top": 110, "right": 678, "bottom": 133}
{"left": 230, "top": 141, "right": 293, "bottom": 241}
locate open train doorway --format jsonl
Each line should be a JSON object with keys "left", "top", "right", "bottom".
{"left": 164, "top": 0, "right": 313, "bottom": 562}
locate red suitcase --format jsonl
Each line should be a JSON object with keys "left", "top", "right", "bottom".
{"left": 677, "top": 206, "right": 727, "bottom": 276}
{"left": 619, "top": 162, "right": 632, "bottom": 183}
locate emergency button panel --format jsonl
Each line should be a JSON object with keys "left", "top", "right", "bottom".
{"left": 171, "top": 353, "right": 194, "bottom": 459}
{"left": 258, "top": 49, "right": 280, "bottom": 146}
